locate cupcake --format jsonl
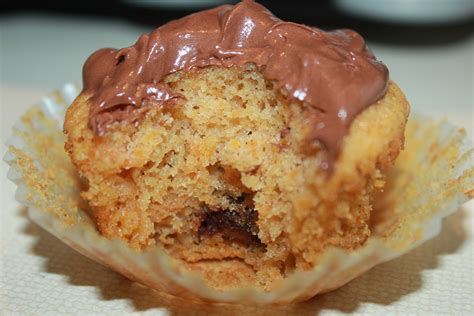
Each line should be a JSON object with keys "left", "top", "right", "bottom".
{"left": 64, "top": 0, "right": 408, "bottom": 290}
{"left": 6, "top": 0, "right": 472, "bottom": 304}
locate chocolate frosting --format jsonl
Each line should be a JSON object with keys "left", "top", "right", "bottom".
{"left": 82, "top": 0, "right": 388, "bottom": 167}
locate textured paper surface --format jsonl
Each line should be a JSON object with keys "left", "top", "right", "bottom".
{"left": 1, "top": 84, "right": 473, "bottom": 313}
{"left": 1, "top": 204, "right": 472, "bottom": 315}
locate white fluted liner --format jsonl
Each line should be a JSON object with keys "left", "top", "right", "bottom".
{"left": 4, "top": 85, "right": 473, "bottom": 303}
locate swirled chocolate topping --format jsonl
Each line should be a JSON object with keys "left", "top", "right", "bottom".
{"left": 83, "top": 0, "right": 388, "bottom": 166}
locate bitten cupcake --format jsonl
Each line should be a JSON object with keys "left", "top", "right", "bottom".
{"left": 63, "top": 0, "right": 409, "bottom": 290}
{"left": 7, "top": 0, "right": 472, "bottom": 304}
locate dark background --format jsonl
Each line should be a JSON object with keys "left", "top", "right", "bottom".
{"left": 1, "top": 0, "right": 473, "bottom": 46}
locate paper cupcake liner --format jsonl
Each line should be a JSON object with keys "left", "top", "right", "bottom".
{"left": 4, "top": 84, "right": 473, "bottom": 304}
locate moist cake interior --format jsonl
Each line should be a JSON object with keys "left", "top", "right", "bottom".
{"left": 71, "top": 65, "right": 384, "bottom": 289}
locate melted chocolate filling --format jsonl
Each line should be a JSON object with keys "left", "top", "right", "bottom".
{"left": 199, "top": 201, "right": 261, "bottom": 247}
